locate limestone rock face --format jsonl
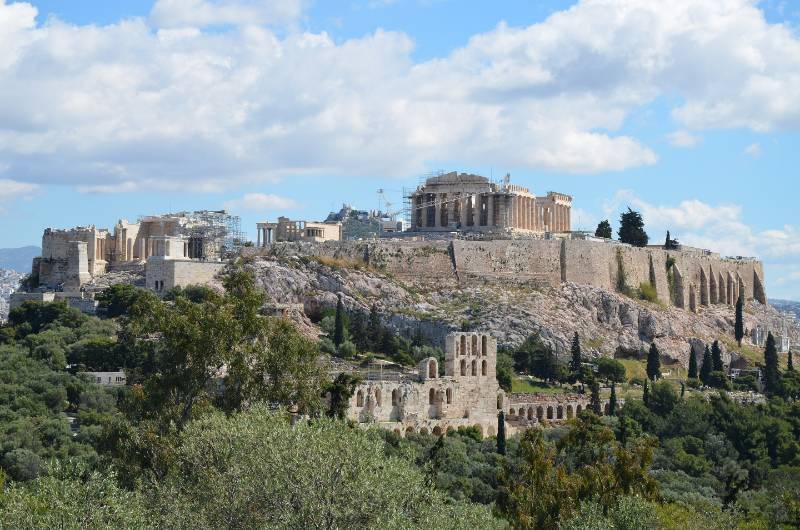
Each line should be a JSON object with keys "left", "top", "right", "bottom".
{"left": 245, "top": 255, "right": 798, "bottom": 369}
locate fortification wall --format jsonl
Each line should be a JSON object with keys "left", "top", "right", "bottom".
{"left": 254, "top": 239, "right": 767, "bottom": 308}
{"left": 145, "top": 258, "right": 225, "bottom": 293}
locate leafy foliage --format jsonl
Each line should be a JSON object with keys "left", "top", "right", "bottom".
{"left": 617, "top": 208, "right": 649, "bottom": 247}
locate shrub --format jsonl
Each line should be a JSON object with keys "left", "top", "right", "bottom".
{"left": 638, "top": 282, "right": 659, "bottom": 303}
{"left": 337, "top": 340, "right": 357, "bottom": 359}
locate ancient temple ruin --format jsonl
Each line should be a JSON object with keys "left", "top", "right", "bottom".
{"left": 408, "top": 172, "right": 572, "bottom": 234}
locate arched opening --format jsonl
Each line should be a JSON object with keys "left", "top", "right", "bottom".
{"left": 392, "top": 389, "right": 399, "bottom": 406}
{"left": 356, "top": 390, "right": 364, "bottom": 407}
{"left": 459, "top": 359, "right": 466, "bottom": 376}
{"left": 537, "top": 406, "right": 544, "bottom": 420}
{"left": 576, "top": 404, "right": 583, "bottom": 414}
{"left": 429, "top": 388, "right": 436, "bottom": 405}
{"left": 482, "top": 360, "right": 488, "bottom": 376}
{"left": 446, "top": 388, "right": 452, "bottom": 404}
{"left": 420, "top": 427, "right": 429, "bottom": 436}
{"left": 471, "top": 360, "right": 477, "bottom": 376}
{"left": 433, "top": 426, "right": 442, "bottom": 436}
{"left": 405, "top": 426, "right": 414, "bottom": 434}
{"left": 460, "top": 335, "right": 466, "bottom": 355}
{"left": 496, "top": 394, "right": 502, "bottom": 409}
{"left": 393, "top": 428, "right": 401, "bottom": 436}
{"left": 566, "top": 405, "right": 574, "bottom": 419}
{"left": 547, "top": 406, "right": 554, "bottom": 420}
{"left": 510, "top": 408, "right": 516, "bottom": 417}
{"left": 557, "top": 406, "right": 563, "bottom": 420}
{"left": 482, "top": 335, "right": 488, "bottom": 355}
{"left": 428, "top": 359, "right": 437, "bottom": 378}
{"left": 527, "top": 408, "right": 533, "bottom": 420}
{"left": 374, "top": 389, "right": 382, "bottom": 406}
{"left": 604, "top": 403, "right": 610, "bottom": 415}
{"left": 472, "top": 335, "right": 478, "bottom": 354}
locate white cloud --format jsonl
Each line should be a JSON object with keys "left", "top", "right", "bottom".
{"left": 223, "top": 192, "right": 298, "bottom": 211}
{"left": 0, "top": 0, "right": 799, "bottom": 192}
{"left": 744, "top": 142, "right": 763, "bottom": 157}
{"left": 150, "top": 0, "right": 307, "bottom": 28}
{"left": 667, "top": 130, "right": 701, "bottom": 148}
{"left": 0, "top": 178, "right": 38, "bottom": 213}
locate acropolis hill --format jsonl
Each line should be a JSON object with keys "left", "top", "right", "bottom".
{"left": 14, "top": 172, "right": 792, "bottom": 370}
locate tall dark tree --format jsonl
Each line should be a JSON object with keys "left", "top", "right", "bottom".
{"left": 664, "top": 230, "right": 679, "bottom": 250}
{"left": 324, "top": 373, "right": 360, "bottom": 419}
{"left": 497, "top": 411, "right": 507, "bottom": 456}
{"left": 735, "top": 294, "right": 745, "bottom": 347}
{"left": 680, "top": 381, "right": 685, "bottom": 398}
{"left": 590, "top": 378, "right": 602, "bottom": 415}
{"left": 569, "top": 332, "right": 582, "bottom": 378}
{"left": 349, "top": 310, "right": 368, "bottom": 351}
{"left": 595, "top": 219, "right": 612, "bottom": 239}
{"left": 618, "top": 208, "right": 649, "bottom": 247}
{"left": 764, "top": 332, "right": 780, "bottom": 395}
{"left": 642, "top": 379, "right": 649, "bottom": 406}
{"left": 711, "top": 340, "right": 724, "bottom": 372}
{"left": 700, "top": 345, "right": 713, "bottom": 385}
{"left": 608, "top": 382, "right": 617, "bottom": 416}
{"left": 646, "top": 342, "right": 661, "bottom": 381}
{"left": 333, "top": 294, "right": 345, "bottom": 347}
{"left": 788, "top": 350, "right": 795, "bottom": 372}
{"left": 687, "top": 346, "right": 698, "bottom": 379}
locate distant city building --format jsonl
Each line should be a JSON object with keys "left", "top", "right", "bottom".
{"left": 80, "top": 370, "right": 127, "bottom": 386}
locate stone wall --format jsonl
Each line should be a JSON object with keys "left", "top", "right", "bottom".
{"left": 145, "top": 258, "right": 225, "bottom": 293}
{"left": 256, "top": 239, "right": 767, "bottom": 308}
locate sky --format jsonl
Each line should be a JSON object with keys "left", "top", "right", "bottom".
{"left": 0, "top": 0, "right": 799, "bottom": 299}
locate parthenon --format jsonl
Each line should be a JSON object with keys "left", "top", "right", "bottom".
{"left": 408, "top": 172, "right": 572, "bottom": 234}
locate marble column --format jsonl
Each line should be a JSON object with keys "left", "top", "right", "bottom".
{"left": 487, "top": 195, "right": 494, "bottom": 227}
{"left": 460, "top": 195, "right": 469, "bottom": 227}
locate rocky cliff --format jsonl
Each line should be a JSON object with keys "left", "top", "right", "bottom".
{"left": 245, "top": 253, "right": 796, "bottom": 370}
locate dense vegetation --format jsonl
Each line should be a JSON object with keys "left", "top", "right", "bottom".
{"left": 1, "top": 263, "right": 799, "bottom": 529}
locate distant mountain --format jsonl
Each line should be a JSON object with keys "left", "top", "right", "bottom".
{"left": 0, "top": 246, "right": 40, "bottom": 273}
{"left": 771, "top": 299, "right": 800, "bottom": 320}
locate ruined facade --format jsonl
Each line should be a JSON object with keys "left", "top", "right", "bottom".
{"left": 32, "top": 211, "right": 240, "bottom": 290}
{"left": 346, "top": 332, "right": 615, "bottom": 437}
{"left": 408, "top": 172, "right": 572, "bottom": 234}
{"left": 256, "top": 217, "right": 342, "bottom": 246}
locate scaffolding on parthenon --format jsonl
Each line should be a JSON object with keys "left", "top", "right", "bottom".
{"left": 185, "top": 210, "right": 245, "bottom": 259}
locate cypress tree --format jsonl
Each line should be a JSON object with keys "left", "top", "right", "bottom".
{"left": 333, "top": 294, "right": 345, "bottom": 347}
{"left": 788, "top": 350, "right": 795, "bottom": 372}
{"left": 764, "top": 332, "right": 780, "bottom": 395}
{"left": 688, "top": 347, "right": 698, "bottom": 379}
{"left": 618, "top": 208, "right": 649, "bottom": 247}
{"left": 595, "top": 220, "right": 612, "bottom": 239}
{"left": 608, "top": 382, "right": 617, "bottom": 416}
{"left": 735, "top": 294, "right": 745, "bottom": 346}
{"left": 569, "top": 332, "right": 582, "bottom": 378}
{"left": 590, "top": 378, "right": 602, "bottom": 415}
{"left": 646, "top": 342, "right": 661, "bottom": 381}
{"left": 497, "top": 411, "right": 507, "bottom": 456}
{"left": 642, "top": 379, "right": 649, "bottom": 406}
{"left": 680, "top": 381, "right": 685, "bottom": 398}
{"left": 367, "top": 304, "right": 381, "bottom": 351}
{"left": 711, "top": 340, "right": 724, "bottom": 372}
{"left": 349, "top": 310, "right": 368, "bottom": 351}
{"left": 700, "top": 345, "right": 713, "bottom": 385}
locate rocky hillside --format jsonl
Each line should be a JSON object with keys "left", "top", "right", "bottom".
{"left": 245, "top": 254, "right": 797, "bottom": 370}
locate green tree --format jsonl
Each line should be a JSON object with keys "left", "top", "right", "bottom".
{"left": 646, "top": 342, "right": 661, "bottom": 381}
{"left": 700, "top": 345, "right": 713, "bottom": 385}
{"left": 735, "top": 294, "right": 745, "bottom": 346}
{"left": 711, "top": 340, "right": 724, "bottom": 372}
{"left": 764, "top": 332, "right": 780, "bottom": 395}
{"left": 664, "top": 230, "right": 680, "bottom": 250}
{"left": 595, "top": 220, "right": 612, "bottom": 239}
{"left": 323, "top": 372, "right": 360, "bottom": 419}
{"left": 788, "top": 350, "right": 794, "bottom": 372}
{"left": 496, "top": 352, "right": 514, "bottom": 393}
{"left": 348, "top": 310, "right": 368, "bottom": 351}
{"left": 687, "top": 347, "right": 698, "bottom": 379}
{"left": 569, "top": 332, "right": 582, "bottom": 380}
{"left": 96, "top": 284, "right": 156, "bottom": 318}
{"left": 367, "top": 304, "right": 382, "bottom": 351}
{"left": 617, "top": 208, "right": 649, "bottom": 247}
{"left": 647, "top": 380, "right": 678, "bottom": 416}
{"left": 642, "top": 379, "right": 649, "bottom": 406}
{"left": 590, "top": 378, "right": 602, "bottom": 415}
{"left": 333, "top": 294, "right": 345, "bottom": 347}
{"left": 608, "top": 382, "right": 617, "bottom": 416}
{"left": 596, "top": 357, "right": 626, "bottom": 384}
{"left": 151, "top": 406, "right": 500, "bottom": 528}
{"left": 497, "top": 411, "right": 507, "bottom": 456}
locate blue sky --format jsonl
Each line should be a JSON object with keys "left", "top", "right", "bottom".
{"left": 1, "top": 0, "right": 800, "bottom": 299}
